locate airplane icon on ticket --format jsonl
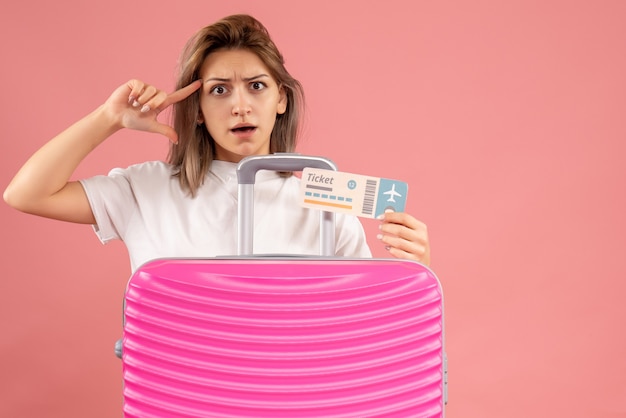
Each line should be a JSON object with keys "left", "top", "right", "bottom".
{"left": 383, "top": 184, "right": 402, "bottom": 203}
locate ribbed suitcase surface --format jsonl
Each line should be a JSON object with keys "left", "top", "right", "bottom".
{"left": 122, "top": 258, "right": 444, "bottom": 417}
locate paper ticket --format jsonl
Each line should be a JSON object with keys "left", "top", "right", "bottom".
{"left": 299, "top": 167, "right": 408, "bottom": 218}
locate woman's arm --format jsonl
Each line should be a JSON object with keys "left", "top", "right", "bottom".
{"left": 4, "top": 106, "right": 119, "bottom": 224}
{"left": 3, "top": 79, "right": 201, "bottom": 224}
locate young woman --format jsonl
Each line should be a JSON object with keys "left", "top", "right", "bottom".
{"left": 3, "top": 14, "right": 430, "bottom": 271}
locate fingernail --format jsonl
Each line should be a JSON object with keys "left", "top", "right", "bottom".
{"left": 377, "top": 214, "right": 385, "bottom": 220}
{"left": 376, "top": 234, "right": 383, "bottom": 240}
{"left": 132, "top": 100, "right": 140, "bottom": 108}
{"left": 140, "top": 105, "right": 150, "bottom": 113}
{"left": 385, "top": 246, "right": 391, "bottom": 251}
{"left": 128, "top": 95, "right": 135, "bottom": 104}
{"left": 385, "top": 209, "right": 394, "bottom": 213}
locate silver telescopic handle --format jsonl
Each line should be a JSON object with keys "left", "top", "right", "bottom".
{"left": 237, "top": 154, "right": 338, "bottom": 256}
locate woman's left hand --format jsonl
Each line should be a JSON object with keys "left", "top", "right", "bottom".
{"left": 377, "top": 211, "right": 430, "bottom": 266}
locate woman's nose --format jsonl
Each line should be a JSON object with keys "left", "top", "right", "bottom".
{"left": 232, "top": 90, "right": 251, "bottom": 116}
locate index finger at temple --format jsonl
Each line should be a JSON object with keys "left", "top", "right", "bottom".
{"left": 163, "top": 80, "right": 203, "bottom": 107}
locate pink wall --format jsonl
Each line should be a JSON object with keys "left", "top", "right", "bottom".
{"left": 1, "top": 1, "right": 625, "bottom": 417}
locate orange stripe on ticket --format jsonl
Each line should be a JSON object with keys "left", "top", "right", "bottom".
{"left": 304, "top": 199, "right": 353, "bottom": 210}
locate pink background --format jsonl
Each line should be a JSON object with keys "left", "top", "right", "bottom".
{"left": 1, "top": 1, "right": 625, "bottom": 417}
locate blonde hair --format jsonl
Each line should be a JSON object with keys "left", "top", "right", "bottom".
{"left": 168, "top": 14, "right": 304, "bottom": 196}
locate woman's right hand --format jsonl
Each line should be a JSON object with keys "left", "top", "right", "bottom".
{"left": 104, "top": 79, "right": 202, "bottom": 143}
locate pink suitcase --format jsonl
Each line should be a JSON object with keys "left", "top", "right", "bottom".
{"left": 118, "top": 155, "right": 447, "bottom": 417}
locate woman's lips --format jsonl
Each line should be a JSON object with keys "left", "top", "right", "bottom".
{"left": 230, "top": 125, "right": 257, "bottom": 139}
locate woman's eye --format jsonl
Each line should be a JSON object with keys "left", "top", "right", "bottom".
{"left": 210, "top": 85, "right": 227, "bottom": 95}
{"left": 250, "top": 82, "right": 266, "bottom": 91}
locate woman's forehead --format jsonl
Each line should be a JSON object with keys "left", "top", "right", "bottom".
{"left": 200, "top": 49, "right": 272, "bottom": 80}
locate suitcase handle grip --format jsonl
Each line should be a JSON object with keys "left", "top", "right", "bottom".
{"left": 237, "top": 153, "right": 337, "bottom": 183}
{"left": 236, "top": 154, "right": 337, "bottom": 256}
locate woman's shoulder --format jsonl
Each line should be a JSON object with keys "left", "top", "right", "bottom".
{"left": 109, "top": 160, "right": 175, "bottom": 178}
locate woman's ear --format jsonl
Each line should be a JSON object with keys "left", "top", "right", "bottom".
{"left": 277, "top": 86, "right": 287, "bottom": 115}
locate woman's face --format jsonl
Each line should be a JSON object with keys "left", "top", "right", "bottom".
{"left": 198, "top": 48, "right": 287, "bottom": 163}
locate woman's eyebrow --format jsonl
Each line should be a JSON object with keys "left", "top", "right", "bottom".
{"left": 243, "top": 74, "right": 269, "bottom": 81}
{"left": 204, "top": 77, "right": 229, "bottom": 84}
{"left": 204, "top": 74, "right": 269, "bottom": 84}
